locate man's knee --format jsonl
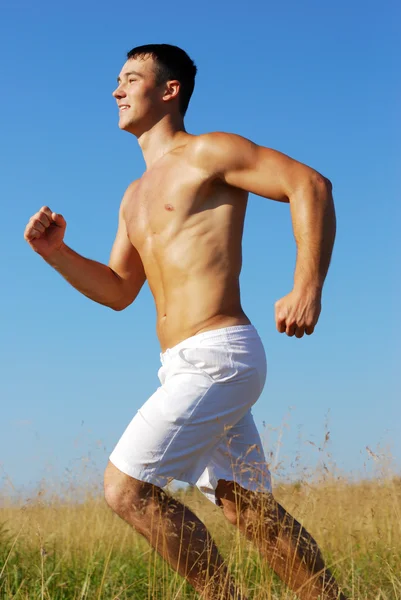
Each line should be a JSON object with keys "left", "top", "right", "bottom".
{"left": 215, "top": 480, "right": 280, "bottom": 537}
{"left": 215, "top": 479, "right": 249, "bottom": 526}
{"left": 103, "top": 460, "right": 160, "bottom": 521}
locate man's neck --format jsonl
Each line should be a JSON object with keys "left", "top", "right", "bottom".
{"left": 137, "top": 115, "right": 190, "bottom": 170}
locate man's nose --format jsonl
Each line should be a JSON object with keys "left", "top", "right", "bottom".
{"left": 112, "top": 85, "right": 126, "bottom": 99}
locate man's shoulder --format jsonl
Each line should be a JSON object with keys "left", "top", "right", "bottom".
{"left": 123, "top": 179, "right": 141, "bottom": 198}
{"left": 119, "top": 179, "right": 141, "bottom": 214}
{"left": 189, "top": 131, "right": 239, "bottom": 154}
{"left": 187, "top": 131, "right": 247, "bottom": 174}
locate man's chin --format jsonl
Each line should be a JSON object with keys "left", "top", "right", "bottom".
{"left": 118, "top": 120, "right": 129, "bottom": 131}
{"left": 118, "top": 119, "right": 136, "bottom": 133}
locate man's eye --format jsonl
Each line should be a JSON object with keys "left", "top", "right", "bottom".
{"left": 129, "top": 79, "right": 137, "bottom": 83}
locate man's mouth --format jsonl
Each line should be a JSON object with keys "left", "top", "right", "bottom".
{"left": 119, "top": 105, "right": 130, "bottom": 111}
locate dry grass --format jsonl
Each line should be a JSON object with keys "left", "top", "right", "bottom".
{"left": 0, "top": 468, "right": 400, "bottom": 599}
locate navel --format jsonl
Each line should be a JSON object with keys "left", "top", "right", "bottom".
{"left": 164, "top": 203, "right": 174, "bottom": 211}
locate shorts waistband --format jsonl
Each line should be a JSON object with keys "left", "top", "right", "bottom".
{"left": 160, "top": 324, "right": 260, "bottom": 361}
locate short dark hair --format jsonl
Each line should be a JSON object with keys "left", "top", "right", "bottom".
{"left": 126, "top": 44, "right": 197, "bottom": 117}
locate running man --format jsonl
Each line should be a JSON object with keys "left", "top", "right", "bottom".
{"left": 24, "top": 44, "right": 347, "bottom": 600}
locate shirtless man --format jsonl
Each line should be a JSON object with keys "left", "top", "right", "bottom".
{"left": 24, "top": 44, "right": 346, "bottom": 600}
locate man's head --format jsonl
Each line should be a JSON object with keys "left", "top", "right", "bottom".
{"left": 113, "top": 44, "right": 197, "bottom": 135}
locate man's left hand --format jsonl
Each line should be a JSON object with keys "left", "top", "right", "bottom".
{"left": 275, "top": 289, "right": 322, "bottom": 338}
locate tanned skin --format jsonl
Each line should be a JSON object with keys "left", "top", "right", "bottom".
{"left": 24, "top": 54, "right": 346, "bottom": 599}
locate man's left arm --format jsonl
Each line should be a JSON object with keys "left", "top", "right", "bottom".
{"left": 193, "top": 132, "right": 336, "bottom": 338}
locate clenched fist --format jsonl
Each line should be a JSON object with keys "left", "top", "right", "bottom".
{"left": 275, "top": 288, "right": 322, "bottom": 338}
{"left": 24, "top": 206, "right": 66, "bottom": 259}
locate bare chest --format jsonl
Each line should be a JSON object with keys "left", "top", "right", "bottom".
{"left": 124, "top": 161, "right": 214, "bottom": 250}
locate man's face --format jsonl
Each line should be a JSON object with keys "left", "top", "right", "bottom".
{"left": 113, "top": 56, "right": 162, "bottom": 134}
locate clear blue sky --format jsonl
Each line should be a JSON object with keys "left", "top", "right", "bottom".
{"left": 1, "top": 0, "right": 400, "bottom": 496}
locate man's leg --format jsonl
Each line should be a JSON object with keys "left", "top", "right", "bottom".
{"left": 104, "top": 462, "right": 246, "bottom": 600}
{"left": 215, "top": 480, "right": 348, "bottom": 600}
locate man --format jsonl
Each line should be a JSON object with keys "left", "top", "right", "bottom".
{"left": 24, "top": 44, "right": 346, "bottom": 600}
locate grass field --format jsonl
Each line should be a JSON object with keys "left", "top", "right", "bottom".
{"left": 1, "top": 468, "right": 400, "bottom": 600}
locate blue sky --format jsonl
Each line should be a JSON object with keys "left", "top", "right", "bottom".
{"left": 1, "top": 0, "right": 400, "bottom": 496}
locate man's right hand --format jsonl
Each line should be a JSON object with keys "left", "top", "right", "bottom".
{"left": 23, "top": 195, "right": 146, "bottom": 311}
{"left": 24, "top": 206, "right": 66, "bottom": 259}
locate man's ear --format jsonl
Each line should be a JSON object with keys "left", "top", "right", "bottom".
{"left": 163, "top": 80, "right": 180, "bottom": 102}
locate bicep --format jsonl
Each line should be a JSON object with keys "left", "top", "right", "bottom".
{"left": 197, "top": 132, "right": 322, "bottom": 203}
{"left": 108, "top": 207, "right": 146, "bottom": 303}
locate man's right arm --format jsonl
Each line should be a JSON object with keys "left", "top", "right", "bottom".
{"left": 24, "top": 189, "right": 146, "bottom": 311}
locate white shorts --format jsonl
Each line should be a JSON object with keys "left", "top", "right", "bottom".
{"left": 109, "top": 324, "right": 272, "bottom": 504}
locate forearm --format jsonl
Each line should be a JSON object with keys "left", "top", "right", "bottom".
{"left": 45, "top": 242, "right": 126, "bottom": 310}
{"left": 289, "top": 176, "right": 336, "bottom": 292}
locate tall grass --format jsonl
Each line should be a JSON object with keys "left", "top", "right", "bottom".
{"left": 1, "top": 466, "right": 400, "bottom": 599}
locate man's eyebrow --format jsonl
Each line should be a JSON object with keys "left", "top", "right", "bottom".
{"left": 116, "top": 70, "right": 143, "bottom": 83}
